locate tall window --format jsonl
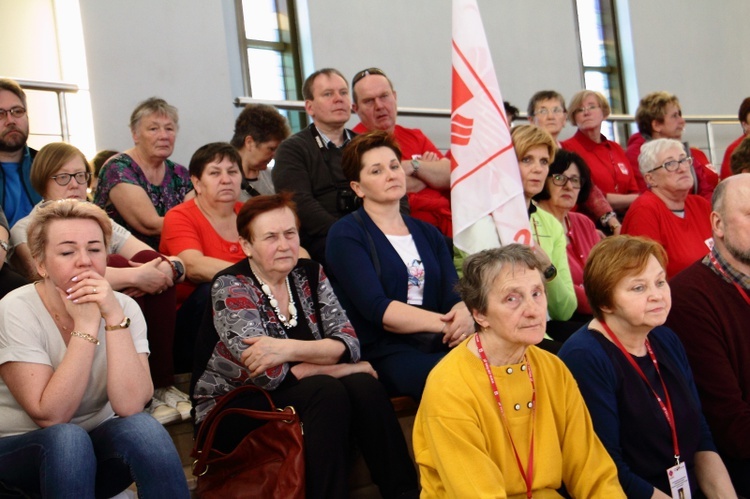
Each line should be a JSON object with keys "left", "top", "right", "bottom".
{"left": 575, "top": 0, "right": 627, "bottom": 140}
{"left": 236, "top": 0, "right": 305, "bottom": 129}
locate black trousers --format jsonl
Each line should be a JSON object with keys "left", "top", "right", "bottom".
{"left": 0, "top": 265, "right": 28, "bottom": 301}
{"left": 209, "top": 373, "right": 418, "bottom": 499}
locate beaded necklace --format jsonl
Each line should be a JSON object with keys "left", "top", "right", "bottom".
{"left": 250, "top": 265, "right": 298, "bottom": 328}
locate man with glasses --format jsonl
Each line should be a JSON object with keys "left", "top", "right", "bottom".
{"left": 626, "top": 91, "right": 718, "bottom": 200}
{"left": 351, "top": 68, "right": 452, "bottom": 238}
{"left": 666, "top": 173, "right": 750, "bottom": 496}
{"left": 0, "top": 78, "right": 41, "bottom": 227}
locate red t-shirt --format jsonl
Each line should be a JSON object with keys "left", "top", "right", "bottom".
{"left": 160, "top": 199, "right": 245, "bottom": 305}
{"left": 561, "top": 130, "right": 639, "bottom": 197}
{"left": 621, "top": 190, "right": 712, "bottom": 277}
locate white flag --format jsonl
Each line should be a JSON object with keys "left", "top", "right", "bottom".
{"left": 450, "top": 0, "right": 532, "bottom": 255}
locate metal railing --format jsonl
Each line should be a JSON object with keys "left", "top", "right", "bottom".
{"left": 235, "top": 97, "right": 740, "bottom": 164}
{"left": 7, "top": 77, "right": 79, "bottom": 142}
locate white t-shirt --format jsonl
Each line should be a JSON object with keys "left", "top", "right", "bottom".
{"left": 10, "top": 202, "right": 132, "bottom": 257}
{"left": 0, "top": 284, "right": 149, "bottom": 437}
{"left": 385, "top": 233, "right": 425, "bottom": 306}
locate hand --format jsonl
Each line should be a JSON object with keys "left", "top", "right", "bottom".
{"left": 441, "top": 302, "right": 476, "bottom": 348}
{"left": 610, "top": 223, "right": 622, "bottom": 236}
{"left": 128, "top": 257, "right": 173, "bottom": 294}
{"left": 421, "top": 151, "right": 440, "bottom": 162}
{"left": 120, "top": 287, "right": 146, "bottom": 298}
{"left": 241, "top": 336, "right": 290, "bottom": 378}
{"left": 60, "top": 270, "right": 122, "bottom": 331}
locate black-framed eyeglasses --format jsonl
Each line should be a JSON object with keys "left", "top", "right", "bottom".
{"left": 648, "top": 156, "right": 693, "bottom": 173}
{"left": 550, "top": 174, "right": 584, "bottom": 188}
{"left": 50, "top": 171, "right": 91, "bottom": 186}
{"left": 0, "top": 107, "right": 26, "bottom": 121}
{"left": 352, "top": 67, "right": 387, "bottom": 88}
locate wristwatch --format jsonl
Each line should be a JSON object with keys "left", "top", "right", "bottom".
{"left": 104, "top": 317, "right": 131, "bottom": 331}
{"left": 170, "top": 259, "right": 185, "bottom": 281}
{"left": 0, "top": 239, "right": 9, "bottom": 252}
{"left": 543, "top": 264, "right": 557, "bottom": 282}
{"left": 410, "top": 158, "right": 421, "bottom": 177}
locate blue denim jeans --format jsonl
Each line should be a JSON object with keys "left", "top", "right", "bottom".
{"left": 0, "top": 412, "right": 189, "bottom": 498}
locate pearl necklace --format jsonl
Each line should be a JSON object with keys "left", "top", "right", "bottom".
{"left": 250, "top": 266, "right": 298, "bottom": 329}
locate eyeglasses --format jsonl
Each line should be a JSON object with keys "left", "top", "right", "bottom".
{"left": 648, "top": 156, "right": 693, "bottom": 173}
{"left": 0, "top": 107, "right": 27, "bottom": 121}
{"left": 352, "top": 67, "right": 387, "bottom": 88}
{"left": 50, "top": 171, "right": 92, "bottom": 186}
{"left": 534, "top": 107, "right": 565, "bottom": 116}
{"left": 550, "top": 174, "right": 584, "bottom": 188}
{"left": 573, "top": 105, "right": 600, "bottom": 114}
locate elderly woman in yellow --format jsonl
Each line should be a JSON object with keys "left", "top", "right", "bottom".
{"left": 413, "top": 244, "right": 624, "bottom": 498}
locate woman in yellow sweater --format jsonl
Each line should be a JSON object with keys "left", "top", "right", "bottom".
{"left": 413, "top": 244, "right": 624, "bottom": 498}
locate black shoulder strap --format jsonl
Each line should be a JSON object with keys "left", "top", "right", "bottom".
{"left": 352, "top": 211, "right": 380, "bottom": 279}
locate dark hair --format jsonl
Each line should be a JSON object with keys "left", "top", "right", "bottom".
{"left": 301, "top": 68, "right": 347, "bottom": 101}
{"left": 0, "top": 78, "right": 27, "bottom": 108}
{"left": 341, "top": 130, "right": 402, "bottom": 183}
{"left": 351, "top": 68, "right": 393, "bottom": 104}
{"left": 738, "top": 97, "right": 750, "bottom": 123}
{"left": 90, "top": 150, "right": 119, "bottom": 179}
{"left": 237, "top": 192, "right": 299, "bottom": 242}
{"left": 584, "top": 235, "right": 668, "bottom": 321}
{"left": 533, "top": 149, "right": 592, "bottom": 205}
{"left": 457, "top": 245, "right": 544, "bottom": 318}
{"left": 188, "top": 142, "right": 242, "bottom": 179}
{"left": 527, "top": 90, "right": 566, "bottom": 117}
{"left": 230, "top": 104, "right": 290, "bottom": 149}
{"left": 504, "top": 101, "right": 520, "bottom": 123}
{"left": 730, "top": 136, "right": 750, "bottom": 176}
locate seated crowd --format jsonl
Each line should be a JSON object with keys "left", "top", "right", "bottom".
{"left": 1, "top": 70, "right": 749, "bottom": 498}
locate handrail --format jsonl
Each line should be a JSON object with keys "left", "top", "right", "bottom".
{"left": 4, "top": 77, "right": 79, "bottom": 143}
{"left": 235, "top": 97, "right": 740, "bottom": 164}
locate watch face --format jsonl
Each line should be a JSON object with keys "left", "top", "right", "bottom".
{"left": 544, "top": 265, "right": 557, "bottom": 280}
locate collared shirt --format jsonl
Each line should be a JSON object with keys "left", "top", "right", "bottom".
{"left": 704, "top": 247, "right": 750, "bottom": 290}
{"left": 316, "top": 126, "right": 352, "bottom": 150}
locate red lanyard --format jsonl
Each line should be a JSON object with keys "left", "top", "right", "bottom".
{"left": 475, "top": 333, "right": 536, "bottom": 498}
{"left": 600, "top": 321, "right": 681, "bottom": 464}
{"left": 709, "top": 254, "right": 750, "bottom": 306}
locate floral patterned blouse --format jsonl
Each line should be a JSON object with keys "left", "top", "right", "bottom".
{"left": 94, "top": 153, "right": 192, "bottom": 249}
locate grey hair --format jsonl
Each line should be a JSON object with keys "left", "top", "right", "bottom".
{"left": 129, "top": 97, "right": 179, "bottom": 133}
{"left": 457, "top": 244, "right": 544, "bottom": 317}
{"left": 638, "top": 138, "right": 686, "bottom": 176}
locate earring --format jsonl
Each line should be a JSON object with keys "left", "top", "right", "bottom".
{"left": 39, "top": 271, "right": 46, "bottom": 278}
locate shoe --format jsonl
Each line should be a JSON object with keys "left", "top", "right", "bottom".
{"left": 145, "top": 397, "right": 181, "bottom": 425}
{"left": 155, "top": 386, "right": 192, "bottom": 421}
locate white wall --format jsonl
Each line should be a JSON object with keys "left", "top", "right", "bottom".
{"left": 3, "top": 0, "right": 747, "bottom": 164}
{"left": 78, "top": 0, "right": 239, "bottom": 166}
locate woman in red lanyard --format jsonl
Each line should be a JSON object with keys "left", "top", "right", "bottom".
{"left": 413, "top": 244, "right": 624, "bottom": 498}
{"left": 559, "top": 236, "right": 736, "bottom": 498}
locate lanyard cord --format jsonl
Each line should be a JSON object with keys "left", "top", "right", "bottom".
{"left": 600, "top": 321, "right": 681, "bottom": 464}
{"left": 709, "top": 253, "right": 750, "bottom": 306}
{"left": 475, "top": 333, "right": 536, "bottom": 498}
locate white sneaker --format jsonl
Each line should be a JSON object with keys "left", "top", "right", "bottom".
{"left": 155, "top": 386, "right": 192, "bottom": 421}
{"left": 145, "top": 397, "right": 181, "bottom": 425}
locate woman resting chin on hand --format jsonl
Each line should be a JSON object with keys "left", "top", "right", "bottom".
{"left": 0, "top": 200, "right": 188, "bottom": 498}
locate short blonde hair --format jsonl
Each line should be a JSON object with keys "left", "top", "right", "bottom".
{"left": 568, "top": 90, "right": 611, "bottom": 125}
{"left": 27, "top": 200, "right": 112, "bottom": 263}
{"left": 511, "top": 124, "right": 556, "bottom": 163}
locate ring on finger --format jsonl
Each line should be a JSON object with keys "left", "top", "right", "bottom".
{"left": 92, "top": 286, "right": 97, "bottom": 294}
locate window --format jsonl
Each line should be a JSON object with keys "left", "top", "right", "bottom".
{"left": 574, "top": 0, "right": 627, "bottom": 141}
{"left": 236, "top": 0, "right": 305, "bottom": 129}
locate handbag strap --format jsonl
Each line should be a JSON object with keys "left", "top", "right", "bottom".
{"left": 192, "top": 385, "right": 294, "bottom": 468}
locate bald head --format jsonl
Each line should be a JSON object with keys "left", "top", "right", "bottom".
{"left": 711, "top": 173, "right": 750, "bottom": 272}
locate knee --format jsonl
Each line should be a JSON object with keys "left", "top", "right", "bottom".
{"left": 43, "top": 424, "right": 91, "bottom": 451}
{"left": 299, "top": 376, "right": 352, "bottom": 422}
